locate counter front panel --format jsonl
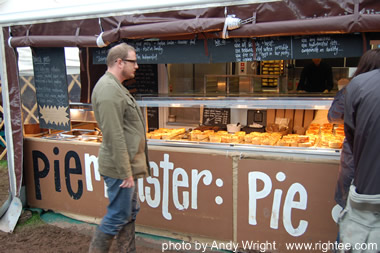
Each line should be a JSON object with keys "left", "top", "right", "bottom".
{"left": 24, "top": 137, "right": 339, "bottom": 250}
{"left": 237, "top": 159, "right": 338, "bottom": 249}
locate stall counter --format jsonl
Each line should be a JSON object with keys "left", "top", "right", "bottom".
{"left": 24, "top": 136, "right": 340, "bottom": 252}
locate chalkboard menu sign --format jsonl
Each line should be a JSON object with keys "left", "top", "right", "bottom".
{"left": 93, "top": 48, "right": 108, "bottom": 65}
{"left": 147, "top": 107, "right": 159, "bottom": 132}
{"left": 127, "top": 64, "right": 158, "bottom": 94}
{"left": 92, "top": 34, "right": 363, "bottom": 64}
{"left": 202, "top": 108, "right": 230, "bottom": 126}
{"left": 92, "top": 40, "right": 209, "bottom": 64}
{"left": 131, "top": 40, "right": 209, "bottom": 64}
{"left": 292, "top": 34, "right": 363, "bottom": 59}
{"left": 32, "top": 47, "right": 71, "bottom": 131}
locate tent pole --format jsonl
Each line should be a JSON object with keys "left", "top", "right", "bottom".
{"left": 0, "top": 26, "right": 16, "bottom": 198}
{"left": 0, "top": 26, "right": 23, "bottom": 233}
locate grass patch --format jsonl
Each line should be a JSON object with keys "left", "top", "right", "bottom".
{"left": 0, "top": 160, "right": 7, "bottom": 171}
{"left": 15, "top": 211, "right": 46, "bottom": 231}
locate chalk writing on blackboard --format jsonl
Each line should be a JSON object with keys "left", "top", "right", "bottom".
{"left": 32, "top": 47, "right": 71, "bottom": 130}
{"left": 125, "top": 64, "right": 158, "bottom": 94}
{"left": 211, "top": 38, "right": 292, "bottom": 62}
{"left": 134, "top": 40, "right": 169, "bottom": 61}
{"left": 93, "top": 48, "right": 109, "bottom": 65}
{"left": 93, "top": 40, "right": 208, "bottom": 64}
{"left": 203, "top": 108, "right": 230, "bottom": 126}
{"left": 147, "top": 107, "right": 159, "bottom": 131}
{"left": 300, "top": 37, "right": 341, "bottom": 55}
{"left": 234, "top": 39, "right": 254, "bottom": 62}
{"left": 132, "top": 39, "right": 208, "bottom": 64}
{"left": 292, "top": 35, "right": 363, "bottom": 59}
{"left": 92, "top": 34, "right": 363, "bottom": 64}
{"left": 208, "top": 39, "right": 236, "bottom": 63}
{"left": 214, "top": 39, "right": 227, "bottom": 47}
{"left": 254, "top": 37, "right": 292, "bottom": 61}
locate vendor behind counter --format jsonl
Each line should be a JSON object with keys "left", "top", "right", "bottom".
{"left": 297, "top": 58, "right": 334, "bottom": 93}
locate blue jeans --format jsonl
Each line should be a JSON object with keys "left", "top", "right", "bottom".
{"left": 99, "top": 176, "right": 140, "bottom": 235}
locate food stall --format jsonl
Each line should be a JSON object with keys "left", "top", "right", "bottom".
{"left": 1, "top": 0, "right": 380, "bottom": 251}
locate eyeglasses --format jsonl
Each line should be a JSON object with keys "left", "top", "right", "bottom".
{"left": 121, "top": 59, "right": 138, "bottom": 64}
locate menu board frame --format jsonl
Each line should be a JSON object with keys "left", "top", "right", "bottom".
{"left": 32, "top": 47, "right": 71, "bottom": 131}
{"left": 202, "top": 108, "right": 231, "bottom": 127}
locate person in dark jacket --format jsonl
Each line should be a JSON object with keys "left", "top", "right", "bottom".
{"left": 345, "top": 49, "right": 380, "bottom": 195}
{"left": 328, "top": 78, "right": 354, "bottom": 209}
{"left": 297, "top": 58, "right": 333, "bottom": 93}
{"left": 339, "top": 49, "right": 380, "bottom": 249}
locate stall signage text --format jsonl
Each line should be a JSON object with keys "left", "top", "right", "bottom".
{"left": 30, "top": 147, "right": 309, "bottom": 237}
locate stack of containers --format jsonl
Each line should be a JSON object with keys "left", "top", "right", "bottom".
{"left": 261, "top": 60, "right": 284, "bottom": 88}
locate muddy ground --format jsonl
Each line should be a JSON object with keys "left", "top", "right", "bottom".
{"left": 0, "top": 163, "right": 189, "bottom": 253}
{"left": 0, "top": 161, "right": 98, "bottom": 253}
{"left": 0, "top": 216, "right": 174, "bottom": 253}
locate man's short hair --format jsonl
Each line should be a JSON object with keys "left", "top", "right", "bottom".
{"left": 106, "top": 43, "right": 135, "bottom": 67}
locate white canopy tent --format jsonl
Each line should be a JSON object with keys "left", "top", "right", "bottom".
{"left": 17, "top": 47, "right": 80, "bottom": 76}
{"left": 1, "top": 0, "right": 378, "bottom": 234}
{"left": 0, "top": 0, "right": 278, "bottom": 25}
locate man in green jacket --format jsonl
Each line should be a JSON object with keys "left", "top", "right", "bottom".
{"left": 89, "top": 43, "right": 150, "bottom": 253}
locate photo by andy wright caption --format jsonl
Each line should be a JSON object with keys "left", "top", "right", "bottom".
{"left": 161, "top": 240, "right": 277, "bottom": 252}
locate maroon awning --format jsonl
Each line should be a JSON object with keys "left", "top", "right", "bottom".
{"left": 7, "top": 0, "right": 380, "bottom": 48}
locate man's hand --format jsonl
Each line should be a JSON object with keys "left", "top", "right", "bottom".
{"left": 119, "top": 176, "right": 134, "bottom": 188}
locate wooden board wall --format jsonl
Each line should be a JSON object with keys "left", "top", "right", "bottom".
{"left": 266, "top": 109, "right": 315, "bottom": 132}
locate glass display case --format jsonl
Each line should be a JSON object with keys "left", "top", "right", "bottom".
{"left": 136, "top": 96, "right": 340, "bottom": 160}
{"left": 23, "top": 96, "right": 340, "bottom": 161}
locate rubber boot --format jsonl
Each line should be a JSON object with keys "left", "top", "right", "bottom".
{"left": 115, "top": 221, "right": 136, "bottom": 253}
{"left": 89, "top": 227, "right": 114, "bottom": 253}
